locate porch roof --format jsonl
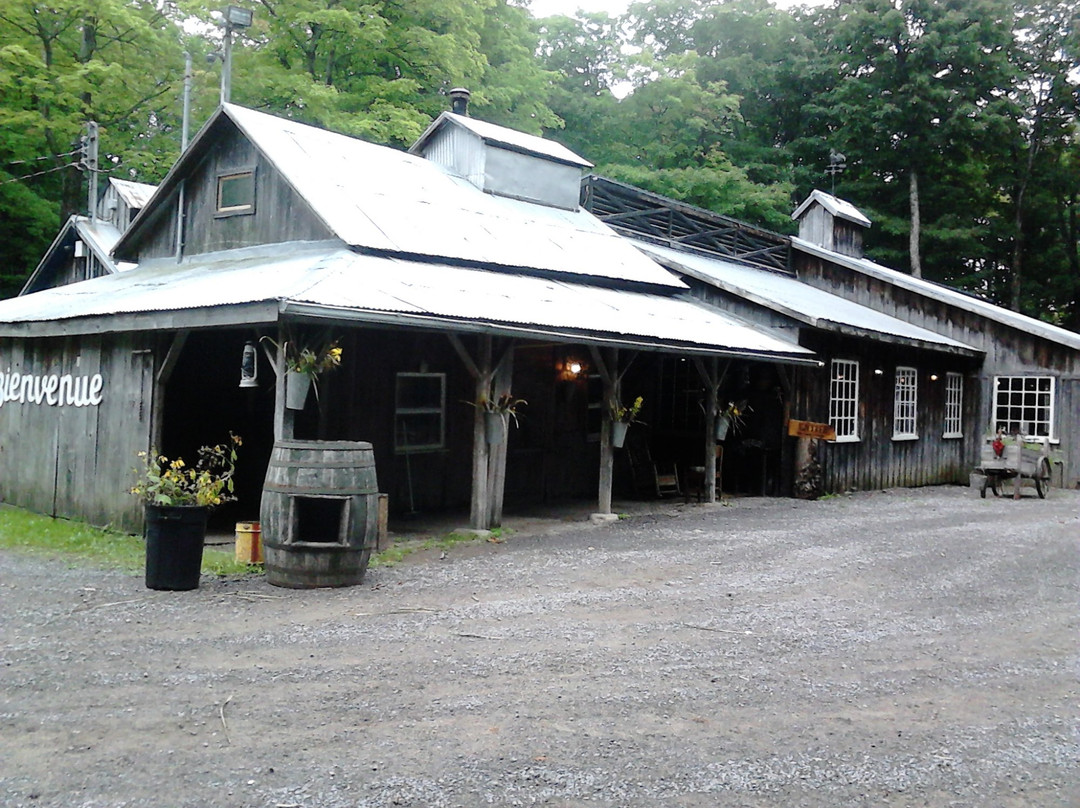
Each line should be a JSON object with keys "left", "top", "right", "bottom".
{"left": 640, "top": 242, "right": 981, "bottom": 357}
{"left": 0, "top": 244, "right": 816, "bottom": 363}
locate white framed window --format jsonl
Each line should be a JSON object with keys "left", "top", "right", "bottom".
{"left": 216, "top": 170, "right": 255, "bottom": 215}
{"left": 395, "top": 373, "right": 445, "bottom": 452}
{"left": 943, "top": 372, "right": 963, "bottom": 438}
{"left": 993, "top": 376, "right": 1055, "bottom": 439}
{"left": 893, "top": 367, "right": 918, "bottom": 440}
{"left": 829, "top": 359, "right": 859, "bottom": 442}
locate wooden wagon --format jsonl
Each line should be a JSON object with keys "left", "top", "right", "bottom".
{"left": 975, "top": 441, "right": 1052, "bottom": 499}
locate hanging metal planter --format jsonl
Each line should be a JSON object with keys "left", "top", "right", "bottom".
{"left": 611, "top": 421, "right": 629, "bottom": 448}
{"left": 485, "top": 411, "right": 507, "bottom": 445}
{"left": 715, "top": 415, "right": 731, "bottom": 441}
{"left": 286, "top": 371, "right": 312, "bottom": 410}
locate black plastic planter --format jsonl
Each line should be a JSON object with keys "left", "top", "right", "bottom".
{"left": 144, "top": 505, "right": 208, "bottom": 590}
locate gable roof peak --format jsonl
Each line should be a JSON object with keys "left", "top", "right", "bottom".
{"left": 791, "top": 189, "right": 872, "bottom": 228}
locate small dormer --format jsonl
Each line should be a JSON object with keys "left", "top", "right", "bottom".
{"left": 409, "top": 97, "right": 592, "bottom": 212}
{"left": 792, "top": 189, "right": 871, "bottom": 258}
{"left": 101, "top": 177, "right": 158, "bottom": 232}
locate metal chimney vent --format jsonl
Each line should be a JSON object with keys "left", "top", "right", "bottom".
{"left": 449, "top": 88, "right": 470, "bottom": 116}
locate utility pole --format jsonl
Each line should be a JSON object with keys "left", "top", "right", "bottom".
{"left": 84, "top": 121, "right": 99, "bottom": 223}
{"left": 182, "top": 51, "right": 192, "bottom": 151}
{"left": 219, "top": 6, "right": 253, "bottom": 105}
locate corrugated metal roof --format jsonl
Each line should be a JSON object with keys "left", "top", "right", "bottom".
{"left": 793, "top": 237, "right": 1080, "bottom": 352}
{"left": 108, "top": 177, "right": 156, "bottom": 209}
{"left": 639, "top": 242, "right": 979, "bottom": 355}
{"left": 792, "top": 190, "right": 872, "bottom": 228}
{"left": 410, "top": 111, "right": 593, "bottom": 168}
{"left": 221, "top": 105, "right": 676, "bottom": 289}
{"left": 0, "top": 245, "right": 814, "bottom": 362}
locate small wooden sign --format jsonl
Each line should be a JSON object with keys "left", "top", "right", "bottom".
{"left": 788, "top": 419, "right": 837, "bottom": 441}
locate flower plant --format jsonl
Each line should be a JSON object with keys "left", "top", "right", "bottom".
{"left": 261, "top": 336, "right": 343, "bottom": 376}
{"left": 131, "top": 434, "right": 241, "bottom": 508}
{"left": 610, "top": 395, "right": 644, "bottom": 424}
{"left": 469, "top": 393, "right": 527, "bottom": 426}
{"left": 719, "top": 400, "right": 750, "bottom": 432}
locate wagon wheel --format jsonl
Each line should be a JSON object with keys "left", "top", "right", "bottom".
{"left": 1034, "top": 459, "right": 1051, "bottom": 499}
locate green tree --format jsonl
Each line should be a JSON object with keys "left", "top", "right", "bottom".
{"left": 0, "top": 0, "right": 186, "bottom": 297}
{"left": 812, "top": 0, "right": 1017, "bottom": 279}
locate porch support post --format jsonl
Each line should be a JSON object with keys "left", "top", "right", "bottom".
{"left": 694, "top": 357, "right": 729, "bottom": 503}
{"left": 590, "top": 346, "right": 636, "bottom": 516}
{"left": 267, "top": 325, "right": 294, "bottom": 441}
{"left": 487, "top": 343, "right": 514, "bottom": 527}
{"left": 449, "top": 334, "right": 497, "bottom": 531}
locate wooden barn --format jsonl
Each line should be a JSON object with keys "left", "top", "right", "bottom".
{"left": 790, "top": 192, "right": 1080, "bottom": 491}
{"left": 583, "top": 177, "right": 1079, "bottom": 495}
{"left": 19, "top": 178, "right": 155, "bottom": 296}
{"left": 0, "top": 104, "right": 814, "bottom": 535}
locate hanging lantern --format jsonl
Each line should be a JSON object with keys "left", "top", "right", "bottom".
{"left": 239, "top": 341, "right": 258, "bottom": 388}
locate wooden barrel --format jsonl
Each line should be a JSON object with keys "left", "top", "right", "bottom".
{"left": 260, "top": 439, "right": 380, "bottom": 588}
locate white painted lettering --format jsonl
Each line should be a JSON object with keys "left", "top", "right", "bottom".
{"left": 27, "top": 376, "right": 44, "bottom": 404}
{"left": 88, "top": 374, "right": 103, "bottom": 405}
{"left": 43, "top": 375, "right": 59, "bottom": 405}
{"left": 59, "top": 375, "right": 73, "bottom": 405}
{"left": 0, "top": 367, "right": 107, "bottom": 409}
{"left": 71, "top": 376, "right": 90, "bottom": 407}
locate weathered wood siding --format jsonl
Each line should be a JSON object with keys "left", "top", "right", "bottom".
{"left": 798, "top": 254, "right": 1080, "bottom": 487}
{"left": 135, "top": 121, "right": 333, "bottom": 261}
{"left": 0, "top": 334, "right": 154, "bottom": 531}
{"left": 791, "top": 334, "right": 980, "bottom": 493}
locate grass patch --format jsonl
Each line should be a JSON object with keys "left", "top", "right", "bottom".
{"left": 0, "top": 505, "right": 259, "bottom": 577}
{"left": 371, "top": 527, "right": 511, "bottom": 567}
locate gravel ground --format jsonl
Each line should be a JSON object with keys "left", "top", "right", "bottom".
{"left": 1, "top": 485, "right": 1078, "bottom": 808}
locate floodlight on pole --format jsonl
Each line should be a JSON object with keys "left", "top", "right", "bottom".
{"left": 220, "top": 6, "right": 253, "bottom": 105}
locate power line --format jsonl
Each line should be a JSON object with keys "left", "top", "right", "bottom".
{"left": 0, "top": 161, "right": 81, "bottom": 185}
{"left": 5, "top": 149, "right": 82, "bottom": 167}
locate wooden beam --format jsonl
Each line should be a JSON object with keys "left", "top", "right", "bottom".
{"left": 151, "top": 330, "right": 188, "bottom": 450}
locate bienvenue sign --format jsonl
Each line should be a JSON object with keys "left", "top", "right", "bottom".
{"left": 0, "top": 369, "right": 104, "bottom": 408}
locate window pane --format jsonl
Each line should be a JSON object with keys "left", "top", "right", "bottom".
{"left": 395, "top": 373, "right": 445, "bottom": 451}
{"left": 218, "top": 172, "right": 254, "bottom": 211}
{"left": 397, "top": 374, "right": 442, "bottom": 409}
{"left": 993, "top": 376, "right": 1055, "bottom": 438}
{"left": 396, "top": 413, "right": 442, "bottom": 449}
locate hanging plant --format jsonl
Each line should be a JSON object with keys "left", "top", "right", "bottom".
{"left": 610, "top": 395, "right": 644, "bottom": 424}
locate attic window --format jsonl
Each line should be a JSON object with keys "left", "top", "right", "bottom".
{"left": 216, "top": 170, "right": 255, "bottom": 215}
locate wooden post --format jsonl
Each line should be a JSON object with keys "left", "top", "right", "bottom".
{"left": 590, "top": 346, "right": 635, "bottom": 516}
{"left": 450, "top": 334, "right": 499, "bottom": 530}
{"left": 487, "top": 344, "right": 514, "bottom": 527}
{"left": 264, "top": 326, "right": 294, "bottom": 441}
{"left": 694, "top": 357, "right": 728, "bottom": 503}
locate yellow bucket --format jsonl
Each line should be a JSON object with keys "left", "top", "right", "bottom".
{"left": 235, "top": 521, "right": 263, "bottom": 564}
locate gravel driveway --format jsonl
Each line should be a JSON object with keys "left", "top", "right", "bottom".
{"left": 2, "top": 486, "right": 1078, "bottom": 807}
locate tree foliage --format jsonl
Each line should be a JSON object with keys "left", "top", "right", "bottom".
{"left": 0, "top": 0, "right": 1076, "bottom": 329}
